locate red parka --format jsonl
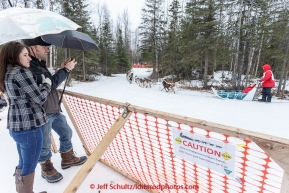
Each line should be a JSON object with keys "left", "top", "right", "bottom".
{"left": 260, "top": 64, "right": 275, "bottom": 88}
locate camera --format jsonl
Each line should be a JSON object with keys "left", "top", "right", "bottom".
{"left": 67, "top": 57, "right": 75, "bottom": 62}
{"left": 64, "top": 57, "right": 75, "bottom": 65}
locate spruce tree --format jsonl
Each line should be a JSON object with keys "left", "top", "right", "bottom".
{"left": 61, "top": 0, "right": 92, "bottom": 34}
{"left": 180, "top": 0, "right": 218, "bottom": 86}
{"left": 61, "top": 0, "right": 98, "bottom": 81}
{"left": 116, "top": 29, "right": 130, "bottom": 73}
{"left": 163, "top": 0, "right": 182, "bottom": 79}
{"left": 139, "top": 0, "right": 166, "bottom": 78}
{"left": 99, "top": 14, "right": 116, "bottom": 76}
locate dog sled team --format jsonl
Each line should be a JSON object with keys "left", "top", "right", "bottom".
{"left": 126, "top": 71, "right": 152, "bottom": 88}
{"left": 135, "top": 75, "right": 152, "bottom": 88}
{"left": 126, "top": 71, "right": 177, "bottom": 93}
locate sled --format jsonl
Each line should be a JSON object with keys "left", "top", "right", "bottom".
{"left": 211, "top": 85, "right": 257, "bottom": 101}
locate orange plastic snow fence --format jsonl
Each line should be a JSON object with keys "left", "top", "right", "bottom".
{"left": 60, "top": 90, "right": 289, "bottom": 193}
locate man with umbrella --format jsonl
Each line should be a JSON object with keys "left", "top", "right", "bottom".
{"left": 23, "top": 37, "right": 87, "bottom": 183}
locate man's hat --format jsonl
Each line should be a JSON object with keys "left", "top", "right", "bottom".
{"left": 22, "top": 37, "right": 51, "bottom": 46}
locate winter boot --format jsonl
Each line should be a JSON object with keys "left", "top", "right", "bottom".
{"left": 17, "top": 172, "right": 47, "bottom": 193}
{"left": 60, "top": 148, "right": 87, "bottom": 169}
{"left": 267, "top": 96, "right": 272, "bottom": 102}
{"left": 13, "top": 167, "right": 21, "bottom": 192}
{"left": 40, "top": 159, "right": 63, "bottom": 183}
{"left": 258, "top": 98, "right": 265, "bottom": 102}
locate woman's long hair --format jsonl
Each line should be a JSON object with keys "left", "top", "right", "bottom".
{"left": 0, "top": 41, "right": 28, "bottom": 92}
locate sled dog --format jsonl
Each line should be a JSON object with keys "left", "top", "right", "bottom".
{"left": 126, "top": 72, "right": 133, "bottom": 84}
{"left": 144, "top": 78, "right": 152, "bottom": 88}
{"left": 161, "top": 80, "right": 175, "bottom": 93}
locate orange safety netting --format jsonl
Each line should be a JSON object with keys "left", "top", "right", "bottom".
{"left": 132, "top": 64, "right": 148, "bottom": 68}
{"left": 63, "top": 94, "right": 284, "bottom": 193}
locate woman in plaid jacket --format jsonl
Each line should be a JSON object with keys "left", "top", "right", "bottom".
{"left": 0, "top": 42, "right": 51, "bottom": 193}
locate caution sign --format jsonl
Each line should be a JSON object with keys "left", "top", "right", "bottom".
{"left": 172, "top": 128, "right": 236, "bottom": 177}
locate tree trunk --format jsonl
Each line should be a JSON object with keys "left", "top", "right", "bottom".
{"left": 65, "top": 48, "right": 68, "bottom": 60}
{"left": 281, "top": 65, "right": 288, "bottom": 97}
{"left": 237, "top": 40, "right": 246, "bottom": 89}
{"left": 277, "top": 59, "right": 287, "bottom": 95}
{"left": 49, "top": 46, "right": 53, "bottom": 71}
{"left": 229, "top": 52, "right": 234, "bottom": 75}
{"left": 232, "top": 0, "right": 244, "bottom": 88}
{"left": 212, "top": 52, "right": 216, "bottom": 76}
{"left": 277, "top": 41, "right": 289, "bottom": 94}
{"left": 54, "top": 46, "right": 57, "bottom": 69}
{"left": 23, "top": 0, "right": 29, "bottom": 8}
{"left": 245, "top": 47, "right": 255, "bottom": 87}
{"left": 254, "top": 34, "right": 264, "bottom": 77}
{"left": 4, "top": 0, "right": 11, "bottom": 7}
{"left": 82, "top": 51, "right": 86, "bottom": 81}
{"left": 203, "top": 50, "right": 209, "bottom": 87}
{"left": 154, "top": 37, "right": 158, "bottom": 79}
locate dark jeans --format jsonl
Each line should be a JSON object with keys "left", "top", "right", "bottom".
{"left": 9, "top": 127, "right": 43, "bottom": 176}
{"left": 39, "top": 113, "right": 73, "bottom": 162}
{"left": 262, "top": 87, "right": 272, "bottom": 102}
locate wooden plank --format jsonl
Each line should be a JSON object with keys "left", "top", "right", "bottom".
{"left": 253, "top": 137, "right": 289, "bottom": 192}
{"left": 281, "top": 172, "right": 289, "bottom": 193}
{"left": 100, "top": 158, "right": 158, "bottom": 193}
{"left": 130, "top": 107, "right": 289, "bottom": 145}
{"left": 60, "top": 90, "right": 125, "bottom": 109}
{"left": 63, "top": 110, "right": 132, "bottom": 193}
{"left": 50, "top": 134, "right": 58, "bottom": 153}
{"left": 253, "top": 138, "right": 289, "bottom": 171}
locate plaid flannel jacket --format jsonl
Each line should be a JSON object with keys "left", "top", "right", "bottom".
{"left": 5, "top": 65, "right": 51, "bottom": 131}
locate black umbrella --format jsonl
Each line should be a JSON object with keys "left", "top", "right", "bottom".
{"left": 41, "top": 30, "right": 99, "bottom": 50}
{"left": 41, "top": 30, "right": 98, "bottom": 105}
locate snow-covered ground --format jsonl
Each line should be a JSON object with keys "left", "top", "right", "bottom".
{"left": 0, "top": 68, "right": 288, "bottom": 193}
{"left": 68, "top": 68, "right": 289, "bottom": 140}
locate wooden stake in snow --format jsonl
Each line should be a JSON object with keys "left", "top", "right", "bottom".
{"left": 63, "top": 105, "right": 132, "bottom": 193}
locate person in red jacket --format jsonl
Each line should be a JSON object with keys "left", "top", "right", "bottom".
{"left": 259, "top": 63, "right": 275, "bottom": 102}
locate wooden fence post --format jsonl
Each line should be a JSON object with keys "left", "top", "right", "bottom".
{"left": 50, "top": 134, "right": 58, "bottom": 153}
{"left": 281, "top": 172, "right": 289, "bottom": 193}
{"left": 63, "top": 110, "right": 132, "bottom": 193}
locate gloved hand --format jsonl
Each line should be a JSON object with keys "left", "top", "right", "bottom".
{"left": 41, "top": 74, "right": 51, "bottom": 86}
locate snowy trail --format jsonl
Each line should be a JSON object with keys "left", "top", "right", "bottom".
{"left": 67, "top": 68, "right": 289, "bottom": 140}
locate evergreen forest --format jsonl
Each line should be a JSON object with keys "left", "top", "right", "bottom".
{"left": 1, "top": 0, "right": 289, "bottom": 96}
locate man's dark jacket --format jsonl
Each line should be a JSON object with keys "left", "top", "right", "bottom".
{"left": 29, "top": 56, "right": 69, "bottom": 114}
